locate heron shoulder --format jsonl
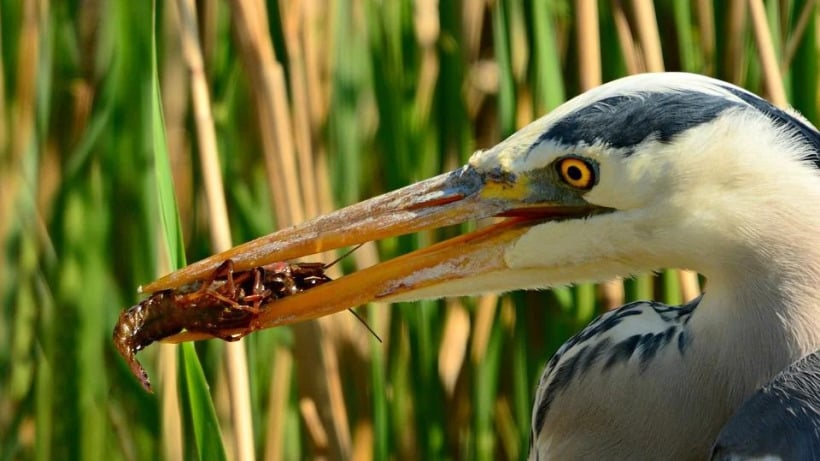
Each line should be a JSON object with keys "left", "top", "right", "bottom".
{"left": 710, "top": 350, "right": 820, "bottom": 461}
{"left": 531, "top": 295, "right": 701, "bottom": 437}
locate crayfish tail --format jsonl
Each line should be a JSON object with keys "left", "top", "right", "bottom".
{"left": 112, "top": 303, "right": 155, "bottom": 393}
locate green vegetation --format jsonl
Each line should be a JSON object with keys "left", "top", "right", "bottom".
{"left": 1, "top": 1, "right": 817, "bottom": 460}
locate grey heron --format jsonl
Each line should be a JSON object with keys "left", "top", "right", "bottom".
{"left": 147, "top": 73, "right": 820, "bottom": 459}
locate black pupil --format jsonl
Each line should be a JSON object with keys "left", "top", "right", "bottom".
{"left": 566, "top": 164, "right": 584, "bottom": 181}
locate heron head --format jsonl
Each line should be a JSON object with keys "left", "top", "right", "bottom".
{"left": 459, "top": 72, "right": 820, "bottom": 289}
{"left": 146, "top": 72, "right": 820, "bottom": 329}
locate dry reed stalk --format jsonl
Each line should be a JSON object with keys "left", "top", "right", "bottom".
{"left": 471, "top": 294, "right": 499, "bottom": 364}
{"left": 282, "top": 0, "right": 362, "bottom": 390}
{"left": 161, "top": 0, "right": 194, "bottom": 235}
{"left": 282, "top": 1, "right": 355, "bottom": 457}
{"left": 157, "top": 4, "right": 188, "bottom": 459}
{"left": 230, "top": 0, "right": 302, "bottom": 226}
{"left": 508, "top": 1, "right": 529, "bottom": 85}
{"left": 748, "top": 0, "right": 788, "bottom": 106}
{"left": 283, "top": 323, "right": 354, "bottom": 459}
{"left": 516, "top": 82, "right": 535, "bottom": 129}
{"left": 155, "top": 212, "right": 183, "bottom": 461}
{"left": 177, "top": 0, "right": 230, "bottom": 249}
{"left": 414, "top": 0, "right": 441, "bottom": 124}
{"left": 463, "top": 2, "right": 492, "bottom": 121}
{"left": 512, "top": 0, "right": 533, "bottom": 130}
{"left": 298, "top": 2, "right": 374, "bottom": 398}
{"left": 199, "top": 0, "right": 217, "bottom": 72}
{"left": 727, "top": 0, "right": 749, "bottom": 83}
{"left": 494, "top": 397, "right": 519, "bottom": 460}
{"left": 319, "top": 324, "right": 353, "bottom": 452}
{"left": 263, "top": 346, "right": 292, "bottom": 461}
{"left": 596, "top": 279, "right": 625, "bottom": 310}
{"left": 230, "top": 0, "right": 353, "bottom": 457}
{"left": 299, "top": 398, "right": 329, "bottom": 459}
{"left": 782, "top": 0, "right": 818, "bottom": 71}
{"left": 10, "top": 0, "right": 38, "bottom": 163}
{"left": 301, "top": 0, "right": 328, "bottom": 130}
{"left": 696, "top": 0, "right": 716, "bottom": 74}
{"left": 612, "top": 1, "right": 643, "bottom": 74}
{"left": 306, "top": 0, "right": 333, "bottom": 218}
{"left": 159, "top": 343, "right": 183, "bottom": 461}
{"left": 462, "top": 0, "right": 486, "bottom": 61}
{"left": 281, "top": 1, "right": 319, "bottom": 219}
{"left": 176, "top": 0, "right": 255, "bottom": 459}
{"left": 1, "top": 0, "right": 39, "bottom": 249}
{"left": 631, "top": 0, "right": 665, "bottom": 72}
{"left": 438, "top": 302, "right": 471, "bottom": 397}
{"left": 0, "top": 7, "right": 6, "bottom": 154}
{"left": 227, "top": 0, "right": 307, "bottom": 456}
{"left": 351, "top": 422, "right": 374, "bottom": 461}
{"left": 575, "top": 0, "right": 602, "bottom": 90}
{"left": 676, "top": 272, "right": 700, "bottom": 302}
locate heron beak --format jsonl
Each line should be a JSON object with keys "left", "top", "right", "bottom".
{"left": 144, "top": 164, "right": 605, "bottom": 341}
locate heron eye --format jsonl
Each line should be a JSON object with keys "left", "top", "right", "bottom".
{"left": 557, "top": 157, "right": 595, "bottom": 190}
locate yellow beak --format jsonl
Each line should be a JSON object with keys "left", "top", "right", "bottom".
{"left": 143, "top": 164, "right": 602, "bottom": 342}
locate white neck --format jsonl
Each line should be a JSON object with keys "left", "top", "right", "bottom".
{"left": 691, "top": 202, "right": 820, "bottom": 400}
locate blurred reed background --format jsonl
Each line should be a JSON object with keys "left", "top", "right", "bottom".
{"left": 1, "top": 0, "right": 818, "bottom": 460}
